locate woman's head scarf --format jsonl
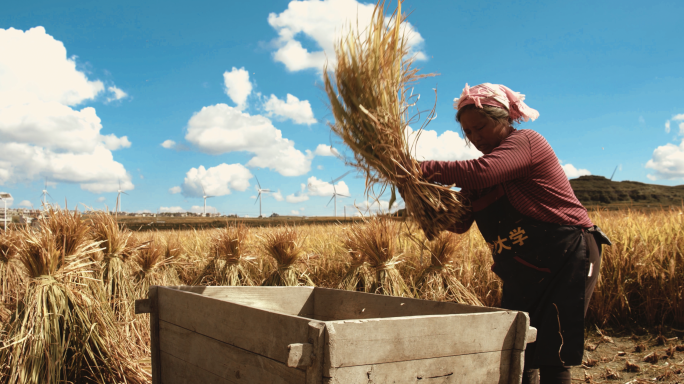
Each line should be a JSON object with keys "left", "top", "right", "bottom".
{"left": 454, "top": 83, "right": 540, "bottom": 123}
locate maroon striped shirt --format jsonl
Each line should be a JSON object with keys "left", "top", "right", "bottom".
{"left": 420, "top": 129, "right": 593, "bottom": 232}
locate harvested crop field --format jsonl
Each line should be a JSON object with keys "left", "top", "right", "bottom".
{"left": 1, "top": 207, "right": 683, "bottom": 383}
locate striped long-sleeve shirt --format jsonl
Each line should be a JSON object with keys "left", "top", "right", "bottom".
{"left": 420, "top": 129, "right": 593, "bottom": 233}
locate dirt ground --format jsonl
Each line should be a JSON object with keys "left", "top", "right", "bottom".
{"left": 569, "top": 327, "right": 684, "bottom": 383}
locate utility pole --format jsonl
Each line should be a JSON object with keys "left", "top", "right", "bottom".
{"left": 0, "top": 193, "right": 12, "bottom": 231}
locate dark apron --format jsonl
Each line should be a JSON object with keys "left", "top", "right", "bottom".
{"left": 472, "top": 184, "right": 608, "bottom": 368}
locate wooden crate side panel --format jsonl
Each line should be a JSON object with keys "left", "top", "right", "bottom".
{"left": 165, "top": 286, "right": 315, "bottom": 317}
{"left": 149, "top": 286, "right": 161, "bottom": 384}
{"left": 325, "top": 350, "right": 512, "bottom": 384}
{"left": 158, "top": 287, "right": 315, "bottom": 364}
{"left": 159, "top": 321, "right": 305, "bottom": 384}
{"left": 313, "top": 287, "right": 499, "bottom": 321}
{"left": 161, "top": 352, "right": 232, "bottom": 384}
{"left": 325, "top": 311, "right": 520, "bottom": 368}
{"left": 508, "top": 312, "right": 530, "bottom": 384}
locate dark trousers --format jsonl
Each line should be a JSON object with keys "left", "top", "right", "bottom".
{"left": 522, "top": 231, "right": 602, "bottom": 384}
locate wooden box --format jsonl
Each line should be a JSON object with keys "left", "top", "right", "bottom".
{"left": 135, "top": 286, "right": 536, "bottom": 384}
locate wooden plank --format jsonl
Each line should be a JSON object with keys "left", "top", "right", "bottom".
{"left": 326, "top": 350, "right": 512, "bottom": 384}
{"left": 287, "top": 343, "right": 313, "bottom": 368}
{"left": 161, "top": 352, "right": 232, "bottom": 384}
{"left": 149, "top": 286, "right": 161, "bottom": 384}
{"left": 157, "top": 286, "right": 316, "bottom": 364}
{"left": 313, "top": 287, "right": 500, "bottom": 321}
{"left": 324, "top": 311, "right": 520, "bottom": 369}
{"left": 159, "top": 321, "right": 305, "bottom": 384}
{"left": 306, "top": 321, "right": 325, "bottom": 384}
{"left": 135, "top": 299, "right": 150, "bottom": 314}
{"left": 164, "top": 286, "right": 315, "bottom": 317}
{"left": 507, "top": 312, "right": 530, "bottom": 384}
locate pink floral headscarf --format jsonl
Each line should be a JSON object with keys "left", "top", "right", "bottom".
{"left": 454, "top": 83, "right": 540, "bottom": 123}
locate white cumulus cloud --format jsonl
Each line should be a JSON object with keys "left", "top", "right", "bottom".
{"left": 191, "top": 205, "right": 217, "bottom": 214}
{"left": 306, "top": 176, "right": 349, "bottom": 196}
{"left": 263, "top": 94, "right": 316, "bottom": 125}
{"left": 646, "top": 139, "right": 684, "bottom": 180}
{"left": 161, "top": 140, "right": 176, "bottom": 149}
{"left": 405, "top": 127, "right": 481, "bottom": 161}
{"left": 185, "top": 104, "right": 313, "bottom": 176}
{"left": 223, "top": 67, "right": 252, "bottom": 110}
{"left": 160, "top": 206, "right": 185, "bottom": 213}
{"left": 666, "top": 120, "right": 671, "bottom": 133}
{"left": 181, "top": 164, "right": 253, "bottom": 197}
{"left": 0, "top": 26, "right": 132, "bottom": 193}
{"left": 272, "top": 190, "right": 285, "bottom": 201}
{"left": 673, "top": 114, "right": 684, "bottom": 121}
{"left": 314, "top": 144, "right": 340, "bottom": 157}
{"left": 268, "top": 0, "right": 426, "bottom": 73}
{"left": 106, "top": 86, "right": 128, "bottom": 102}
{"left": 561, "top": 163, "right": 591, "bottom": 179}
{"left": 286, "top": 183, "right": 309, "bottom": 203}
{"left": 169, "top": 186, "right": 181, "bottom": 194}
{"left": 18, "top": 200, "right": 32, "bottom": 207}
{"left": 97, "top": 196, "right": 106, "bottom": 202}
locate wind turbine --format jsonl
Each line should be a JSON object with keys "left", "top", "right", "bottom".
{"left": 40, "top": 178, "right": 53, "bottom": 208}
{"left": 116, "top": 181, "right": 128, "bottom": 214}
{"left": 198, "top": 179, "right": 214, "bottom": 217}
{"left": 254, "top": 176, "right": 270, "bottom": 218}
{"left": 326, "top": 171, "right": 351, "bottom": 217}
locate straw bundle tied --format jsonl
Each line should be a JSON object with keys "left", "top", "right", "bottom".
{"left": 415, "top": 231, "right": 482, "bottom": 305}
{"left": 0, "top": 210, "right": 148, "bottom": 384}
{"left": 260, "top": 226, "right": 313, "bottom": 287}
{"left": 89, "top": 211, "right": 144, "bottom": 319}
{"left": 0, "top": 230, "right": 24, "bottom": 317}
{"left": 132, "top": 234, "right": 180, "bottom": 295}
{"left": 324, "top": 0, "right": 468, "bottom": 240}
{"left": 193, "top": 224, "right": 255, "bottom": 286}
{"left": 343, "top": 217, "right": 411, "bottom": 297}
{"left": 337, "top": 245, "right": 373, "bottom": 292}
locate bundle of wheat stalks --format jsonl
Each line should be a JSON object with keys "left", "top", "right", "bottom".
{"left": 415, "top": 231, "right": 482, "bottom": 305}
{"left": 194, "top": 224, "right": 255, "bottom": 286}
{"left": 0, "top": 209, "right": 147, "bottom": 384}
{"left": 342, "top": 217, "right": 411, "bottom": 297}
{"left": 260, "top": 226, "right": 313, "bottom": 286}
{"left": 324, "top": 0, "right": 468, "bottom": 240}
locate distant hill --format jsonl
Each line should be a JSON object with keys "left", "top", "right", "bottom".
{"left": 570, "top": 175, "right": 684, "bottom": 209}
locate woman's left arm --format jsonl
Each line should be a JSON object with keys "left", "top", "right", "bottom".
{"left": 420, "top": 133, "right": 532, "bottom": 189}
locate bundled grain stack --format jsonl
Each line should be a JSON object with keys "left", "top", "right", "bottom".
{"left": 324, "top": 0, "right": 467, "bottom": 240}
{"left": 0, "top": 230, "right": 24, "bottom": 318}
{"left": 260, "top": 226, "right": 313, "bottom": 286}
{"left": 89, "top": 211, "right": 143, "bottom": 318}
{"left": 338, "top": 238, "right": 373, "bottom": 292}
{"left": 415, "top": 231, "right": 482, "bottom": 305}
{"left": 132, "top": 234, "right": 180, "bottom": 295}
{"left": 343, "top": 217, "right": 412, "bottom": 297}
{"left": 0, "top": 210, "right": 148, "bottom": 384}
{"left": 193, "top": 224, "right": 255, "bottom": 286}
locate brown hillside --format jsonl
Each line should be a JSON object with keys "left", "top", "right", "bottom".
{"left": 570, "top": 175, "right": 684, "bottom": 209}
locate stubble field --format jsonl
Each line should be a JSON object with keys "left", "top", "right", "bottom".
{"left": 1, "top": 208, "right": 683, "bottom": 383}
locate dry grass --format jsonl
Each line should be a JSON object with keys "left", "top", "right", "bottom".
{"left": 260, "top": 225, "right": 313, "bottom": 286}
{"left": 324, "top": 0, "right": 468, "bottom": 240}
{"left": 1, "top": 207, "right": 683, "bottom": 382}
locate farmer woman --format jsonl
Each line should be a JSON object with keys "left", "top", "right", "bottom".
{"left": 417, "top": 83, "right": 611, "bottom": 384}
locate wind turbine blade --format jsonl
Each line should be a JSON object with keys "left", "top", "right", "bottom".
{"left": 122, "top": 192, "right": 129, "bottom": 195}
{"left": 261, "top": 189, "right": 270, "bottom": 193}
{"left": 332, "top": 171, "right": 352, "bottom": 183}
{"left": 339, "top": 194, "right": 350, "bottom": 198}
{"left": 254, "top": 193, "right": 261, "bottom": 205}
{"left": 326, "top": 195, "right": 335, "bottom": 207}
{"left": 255, "top": 175, "right": 262, "bottom": 190}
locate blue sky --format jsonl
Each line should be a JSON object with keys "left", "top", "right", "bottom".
{"left": 1, "top": 0, "right": 683, "bottom": 216}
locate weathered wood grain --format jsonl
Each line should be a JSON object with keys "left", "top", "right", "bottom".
{"left": 149, "top": 286, "right": 161, "bottom": 384}
{"left": 325, "top": 350, "right": 512, "bottom": 384}
{"left": 161, "top": 352, "right": 232, "bottom": 384}
{"left": 157, "top": 286, "right": 317, "bottom": 364}
{"left": 312, "top": 287, "right": 500, "bottom": 321}
{"left": 324, "top": 311, "right": 520, "bottom": 369}
{"left": 507, "top": 312, "right": 530, "bottom": 384}
{"left": 159, "top": 320, "right": 305, "bottom": 384}
{"left": 164, "top": 286, "right": 315, "bottom": 317}
{"left": 306, "top": 321, "right": 325, "bottom": 384}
